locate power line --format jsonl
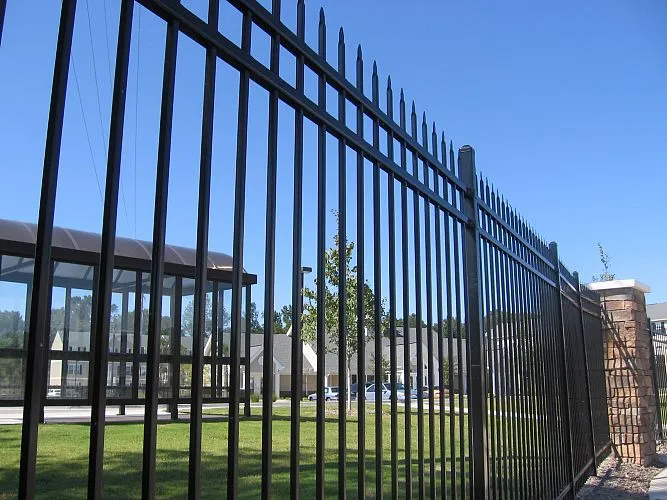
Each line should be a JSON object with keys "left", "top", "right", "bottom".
{"left": 102, "top": 0, "right": 114, "bottom": 95}
{"left": 72, "top": 57, "right": 104, "bottom": 203}
{"left": 84, "top": 0, "right": 131, "bottom": 232}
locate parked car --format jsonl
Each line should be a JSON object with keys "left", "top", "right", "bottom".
{"left": 364, "top": 383, "right": 406, "bottom": 402}
{"left": 350, "top": 382, "right": 373, "bottom": 399}
{"left": 46, "top": 388, "right": 60, "bottom": 398}
{"left": 307, "top": 386, "right": 339, "bottom": 401}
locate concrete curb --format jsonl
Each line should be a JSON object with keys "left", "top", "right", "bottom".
{"left": 649, "top": 454, "right": 667, "bottom": 500}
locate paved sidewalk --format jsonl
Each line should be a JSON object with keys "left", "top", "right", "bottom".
{"left": 648, "top": 455, "right": 667, "bottom": 500}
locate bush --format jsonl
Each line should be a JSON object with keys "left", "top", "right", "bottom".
{"left": 250, "top": 392, "right": 260, "bottom": 403}
{"left": 272, "top": 393, "right": 277, "bottom": 403}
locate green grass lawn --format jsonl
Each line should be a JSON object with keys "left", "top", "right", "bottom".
{"left": 0, "top": 404, "right": 470, "bottom": 499}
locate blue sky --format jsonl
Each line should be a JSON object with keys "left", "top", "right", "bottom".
{"left": 1, "top": 0, "right": 666, "bottom": 318}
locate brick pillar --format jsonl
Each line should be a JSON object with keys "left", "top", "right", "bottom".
{"left": 588, "top": 279, "right": 655, "bottom": 465}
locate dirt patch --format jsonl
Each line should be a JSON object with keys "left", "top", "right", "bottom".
{"left": 576, "top": 445, "right": 667, "bottom": 499}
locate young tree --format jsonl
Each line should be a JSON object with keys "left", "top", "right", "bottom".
{"left": 273, "top": 305, "right": 293, "bottom": 334}
{"left": 301, "top": 211, "right": 386, "bottom": 412}
{"left": 240, "top": 301, "right": 262, "bottom": 334}
{"left": 592, "top": 243, "right": 615, "bottom": 282}
{"left": 369, "top": 352, "right": 390, "bottom": 382}
{"left": 432, "top": 318, "right": 468, "bottom": 339}
{"left": 397, "top": 314, "right": 426, "bottom": 328}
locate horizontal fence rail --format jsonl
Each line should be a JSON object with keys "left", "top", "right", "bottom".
{"left": 0, "top": 0, "right": 610, "bottom": 498}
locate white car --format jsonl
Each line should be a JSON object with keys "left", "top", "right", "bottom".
{"left": 364, "top": 383, "right": 406, "bottom": 401}
{"left": 307, "top": 386, "right": 339, "bottom": 401}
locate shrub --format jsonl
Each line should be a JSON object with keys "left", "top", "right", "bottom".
{"left": 250, "top": 392, "right": 260, "bottom": 403}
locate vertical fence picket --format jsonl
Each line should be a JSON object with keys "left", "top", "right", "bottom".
{"left": 371, "top": 61, "right": 384, "bottom": 500}
{"left": 550, "top": 242, "right": 576, "bottom": 497}
{"left": 398, "top": 88, "right": 413, "bottom": 500}
{"left": 88, "top": 1, "right": 134, "bottom": 496}
{"left": 291, "top": 1, "right": 306, "bottom": 498}
{"left": 410, "top": 103, "right": 425, "bottom": 500}
{"left": 649, "top": 320, "right": 664, "bottom": 441}
{"left": 445, "top": 143, "right": 457, "bottom": 498}
{"left": 434, "top": 136, "right": 448, "bottom": 499}
{"left": 480, "top": 205, "right": 497, "bottom": 500}
{"left": 337, "top": 26, "right": 349, "bottom": 500}
{"left": 315, "top": 9, "right": 327, "bottom": 500}
{"left": 227, "top": 10, "right": 253, "bottom": 499}
{"left": 386, "top": 76, "right": 399, "bottom": 500}
{"left": 355, "top": 43, "right": 367, "bottom": 500}
{"left": 423, "top": 119, "right": 436, "bottom": 500}
{"left": 261, "top": 1, "right": 281, "bottom": 496}
{"left": 18, "top": 2, "right": 78, "bottom": 497}
{"left": 574, "top": 272, "right": 598, "bottom": 474}
{"left": 141, "top": 10, "right": 178, "bottom": 493}
{"left": 188, "top": 2, "right": 219, "bottom": 496}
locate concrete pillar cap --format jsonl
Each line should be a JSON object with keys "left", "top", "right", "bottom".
{"left": 586, "top": 279, "right": 651, "bottom": 294}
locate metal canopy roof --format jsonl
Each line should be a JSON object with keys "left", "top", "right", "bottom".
{"left": 0, "top": 218, "right": 241, "bottom": 272}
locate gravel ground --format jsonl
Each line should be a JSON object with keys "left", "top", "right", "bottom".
{"left": 576, "top": 444, "right": 667, "bottom": 499}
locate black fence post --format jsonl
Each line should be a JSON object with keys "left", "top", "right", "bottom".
{"left": 574, "top": 271, "right": 597, "bottom": 473}
{"left": 648, "top": 318, "right": 664, "bottom": 441}
{"left": 458, "top": 145, "right": 488, "bottom": 498}
{"left": 549, "top": 242, "right": 576, "bottom": 497}
{"left": 18, "top": 1, "right": 77, "bottom": 496}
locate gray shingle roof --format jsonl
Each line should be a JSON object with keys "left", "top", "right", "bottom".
{"left": 242, "top": 327, "right": 467, "bottom": 376}
{"left": 648, "top": 302, "right": 667, "bottom": 321}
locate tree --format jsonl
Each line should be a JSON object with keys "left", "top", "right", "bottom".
{"left": 0, "top": 310, "right": 25, "bottom": 388}
{"left": 369, "top": 352, "right": 390, "bottom": 382}
{"left": 181, "top": 298, "right": 213, "bottom": 338}
{"left": 592, "top": 243, "right": 615, "bottom": 282}
{"left": 397, "top": 314, "right": 426, "bottom": 328}
{"left": 242, "top": 302, "right": 262, "bottom": 333}
{"left": 432, "top": 318, "right": 467, "bottom": 339}
{"left": 301, "top": 211, "right": 387, "bottom": 411}
{"left": 0, "top": 311, "right": 24, "bottom": 348}
{"left": 273, "top": 305, "right": 293, "bottom": 334}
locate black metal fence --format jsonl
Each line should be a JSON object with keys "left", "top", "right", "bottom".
{"left": 1, "top": 0, "right": 610, "bottom": 498}
{"left": 651, "top": 323, "right": 667, "bottom": 441}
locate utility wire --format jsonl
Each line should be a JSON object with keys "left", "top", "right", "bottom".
{"left": 72, "top": 57, "right": 105, "bottom": 203}
{"left": 84, "top": 0, "right": 131, "bottom": 232}
{"left": 102, "top": 0, "right": 114, "bottom": 96}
